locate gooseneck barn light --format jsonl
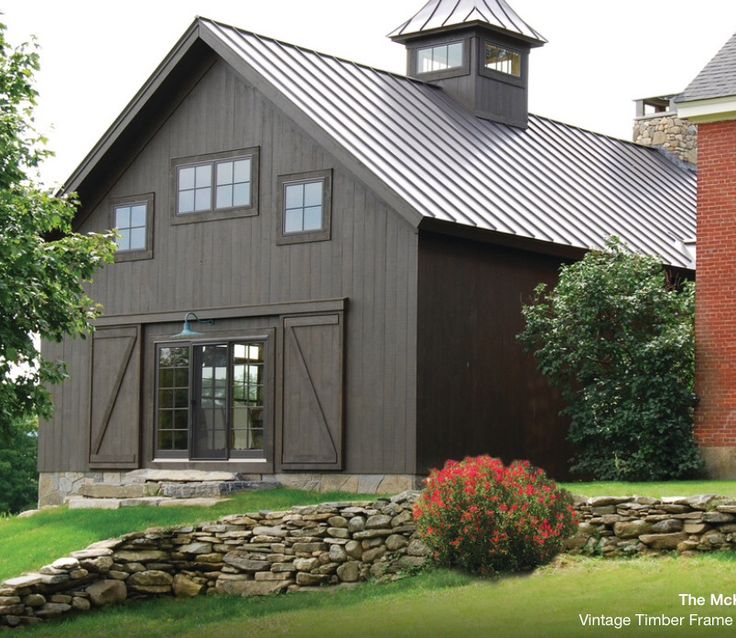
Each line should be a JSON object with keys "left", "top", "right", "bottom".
{"left": 172, "top": 312, "right": 214, "bottom": 339}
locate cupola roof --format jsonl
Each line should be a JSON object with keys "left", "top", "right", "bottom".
{"left": 389, "top": 0, "right": 546, "bottom": 46}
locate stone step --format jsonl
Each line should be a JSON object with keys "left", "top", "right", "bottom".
{"left": 67, "top": 496, "right": 227, "bottom": 510}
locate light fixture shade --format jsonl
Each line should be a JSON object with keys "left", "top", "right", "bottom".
{"left": 172, "top": 319, "right": 203, "bottom": 339}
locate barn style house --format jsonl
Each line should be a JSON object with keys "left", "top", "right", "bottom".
{"left": 38, "top": 0, "right": 696, "bottom": 506}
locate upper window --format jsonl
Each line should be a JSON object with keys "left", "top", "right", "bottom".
{"left": 277, "top": 169, "right": 332, "bottom": 245}
{"left": 484, "top": 43, "right": 521, "bottom": 77}
{"left": 171, "top": 148, "right": 259, "bottom": 223}
{"left": 417, "top": 42, "right": 464, "bottom": 74}
{"left": 110, "top": 193, "right": 154, "bottom": 261}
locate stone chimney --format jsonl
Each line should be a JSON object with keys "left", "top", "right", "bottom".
{"left": 633, "top": 95, "right": 698, "bottom": 165}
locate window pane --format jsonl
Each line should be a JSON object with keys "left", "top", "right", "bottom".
{"left": 174, "top": 368, "right": 188, "bottom": 387}
{"left": 194, "top": 187, "right": 211, "bottom": 212}
{"left": 233, "top": 159, "right": 251, "bottom": 183}
{"left": 303, "top": 206, "right": 323, "bottom": 231}
{"left": 117, "top": 229, "right": 131, "bottom": 251}
{"left": 285, "top": 183, "right": 304, "bottom": 209}
{"left": 485, "top": 43, "right": 521, "bottom": 77}
{"left": 174, "top": 410, "right": 188, "bottom": 429}
{"left": 248, "top": 344, "right": 263, "bottom": 361}
{"left": 233, "top": 182, "right": 251, "bottom": 207}
{"left": 179, "top": 166, "right": 195, "bottom": 190}
{"left": 433, "top": 45, "right": 448, "bottom": 70}
{"left": 304, "top": 181, "right": 323, "bottom": 206}
{"left": 178, "top": 190, "right": 194, "bottom": 214}
{"left": 115, "top": 206, "right": 131, "bottom": 228}
{"left": 418, "top": 47, "right": 433, "bottom": 73}
{"left": 284, "top": 208, "right": 303, "bottom": 234}
{"left": 159, "top": 368, "right": 173, "bottom": 387}
{"left": 130, "top": 227, "right": 146, "bottom": 251}
{"left": 216, "top": 185, "right": 233, "bottom": 209}
{"left": 130, "top": 204, "right": 146, "bottom": 227}
{"left": 159, "top": 390, "right": 173, "bottom": 409}
{"left": 173, "top": 430, "right": 188, "bottom": 450}
{"left": 195, "top": 164, "right": 211, "bottom": 187}
{"left": 159, "top": 410, "right": 172, "bottom": 428}
{"left": 447, "top": 42, "right": 463, "bottom": 68}
{"left": 216, "top": 161, "right": 233, "bottom": 186}
{"left": 158, "top": 430, "right": 172, "bottom": 450}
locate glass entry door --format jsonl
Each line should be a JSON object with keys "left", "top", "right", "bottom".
{"left": 192, "top": 344, "right": 229, "bottom": 459}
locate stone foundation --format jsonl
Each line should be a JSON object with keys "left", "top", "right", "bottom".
{"left": 699, "top": 447, "right": 736, "bottom": 480}
{"left": 0, "top": 491, "right": 427, "bottom": 628}
{"left": 37, "top": 471, "right": 424, "bottom": 508}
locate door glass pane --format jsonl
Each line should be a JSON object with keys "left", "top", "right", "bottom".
{"left": 192, "top": 344, "right": 228, "bottom": 459}
{"left": 231, "top": 342, "right": 265, "bottom": 451}
{"left": 156, "top": 346, "right": 189, "bottom": 452}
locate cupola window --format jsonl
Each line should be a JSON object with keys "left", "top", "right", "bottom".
{"left": 484, "top": 43, "right": 521, "bottom": 77}
{"left": 416, "top": 41, "right": 463, "bottom": 74}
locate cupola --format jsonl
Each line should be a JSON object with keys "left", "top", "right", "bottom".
{"left": 389, "top": 0, "right": 546, "bottom": 128}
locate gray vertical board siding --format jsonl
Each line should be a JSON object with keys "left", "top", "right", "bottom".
{"left": 416, "top": 231, "right": 574, "bottom": 480}
{"left": 42, "top": 59, "right": 418, "bottom": 475}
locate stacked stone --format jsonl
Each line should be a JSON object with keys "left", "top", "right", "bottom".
{"left": 633, "top": 115, "right": 698, "bottom": 165}
{"left": 0, "top": 491, "right": 429, "bottom": 628}
{"left": 567, "top": 495, "right": 736, "bottom": 557}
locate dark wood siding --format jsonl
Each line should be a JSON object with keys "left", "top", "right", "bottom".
{"left": 416, "top": 231, "right": 574, "bottom": 480}
{"left": 39, "top": 58, "right": 418, "bottom": 476}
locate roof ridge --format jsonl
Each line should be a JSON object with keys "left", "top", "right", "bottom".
{"left": 198, "top": 16, "right": 429, "bottom": 87}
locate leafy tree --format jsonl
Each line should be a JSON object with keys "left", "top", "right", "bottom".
{"left": 518, "top": 238, "right": 701, "bottom": 481}
{"left": 0, "top": 23, "right": 116, "bottom": 436}
{"left": 0, "top": 417, "right": 37, "bottom": 514}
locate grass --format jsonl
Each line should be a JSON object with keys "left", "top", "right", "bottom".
{"left": 18, "top": 555, "right": 736, "bottom": 638}
{"left": 0, "top": 489, "right": 375, "bottom": 581}
{"left": 559, "top": 481, "right": 736, "bottom": 498}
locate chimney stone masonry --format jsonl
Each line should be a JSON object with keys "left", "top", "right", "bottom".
{"left": 633, "top": 95, "right": 698, "bottom": 165}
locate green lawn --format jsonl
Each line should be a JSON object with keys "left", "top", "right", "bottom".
{"left": 0, "top": 489, "right": 375, "bottom": 581}
{"left": 18, "top": 555, "right": 736, "bottom": 638}
{"left": 560, "top": 481, "right": 736, "bottom": 498}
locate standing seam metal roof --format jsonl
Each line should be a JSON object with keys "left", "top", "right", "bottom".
{"left": 677, "top": 32, "right": 736, "bottom": 103}
{"left": 201, "top": 19, "right": 695, "bottom": 269}
{"left": 388, "top": 0, "right": 546, "bottom": 44}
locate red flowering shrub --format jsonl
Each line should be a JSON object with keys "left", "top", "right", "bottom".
{"left": 414, "top": 456, "right": 578, "bottom": 575}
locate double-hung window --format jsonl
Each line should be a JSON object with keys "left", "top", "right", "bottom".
{"left": 172, "top": 148, "right": 259, "bottom": 223}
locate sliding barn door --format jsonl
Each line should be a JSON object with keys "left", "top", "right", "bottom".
{"left": 281, "top": 314, "right": 344, "bottom": 470}
{"left": 88, "top": 326, "right": 141, "bottom": 468}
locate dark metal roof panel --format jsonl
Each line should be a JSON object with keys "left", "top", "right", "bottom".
{"left": 388, "top": 0, "right": 546, "bottom": 44}
{"left": 677, "top": 32, "right": 736, "bottom": 103}
{"left": 202, "top": 19, "right": 696, "bottom": 269}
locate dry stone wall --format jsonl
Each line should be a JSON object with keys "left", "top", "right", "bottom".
{"left": 0, "top": 491, "right": 428, "bottom": 628}
{"left": 567, "top": 495, "right": 736, "bottom": 556}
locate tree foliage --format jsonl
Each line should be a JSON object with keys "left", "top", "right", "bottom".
{"left": 518, "top": 238, "right": 701, "bottom": 481}
{"left": 0, "top": 23, "right": 116, "bottom": 436}
{"left": 0, "top": 417, "right": 37, "bottom": 514}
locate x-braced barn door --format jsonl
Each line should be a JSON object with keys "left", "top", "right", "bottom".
{"left": 281, "top": 314, "right": 344, "bottom": 470}
{"left": 89, "top": 326, "right": 141, "bottom": 468}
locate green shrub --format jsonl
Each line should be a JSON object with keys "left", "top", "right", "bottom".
{"left": 414, "top": 456, "right": 577, "bottom": 575}
{"left": 0, "top": 417, "right": 38, "bottom": 514}
{"left": 518, "top": 237, "right": 701, "bottom": 480}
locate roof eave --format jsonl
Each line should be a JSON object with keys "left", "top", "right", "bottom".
{"left": 389, "top": 21, "right": 546, "bottom": 47}
{"left": 676, "top": 94, "right": 736, "bottom": 123}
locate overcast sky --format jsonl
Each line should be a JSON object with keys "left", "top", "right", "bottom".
{"left": 4, "top": 0, "right": 736, "bottom": 189}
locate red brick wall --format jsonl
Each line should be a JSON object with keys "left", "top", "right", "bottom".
{"left": 696, "top": 120, "right": 736, "bottom": 446}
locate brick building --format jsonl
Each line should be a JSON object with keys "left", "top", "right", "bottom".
{"left": 677, "top": 34, "right": 736, "bottom": 477}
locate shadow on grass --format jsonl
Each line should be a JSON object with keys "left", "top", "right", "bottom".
{"left": 23, "top": 570, "right": 476, "bottom": 638}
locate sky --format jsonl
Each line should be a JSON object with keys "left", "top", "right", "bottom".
{"left": 4, "top": 0, "right": 736, "bottom": 189}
